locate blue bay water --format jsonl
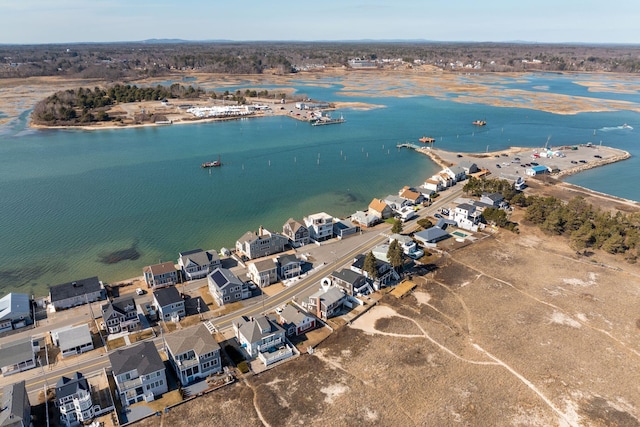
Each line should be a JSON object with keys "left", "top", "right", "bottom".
{"left": 0, "top": 73, "right": 638, "bottom": 296}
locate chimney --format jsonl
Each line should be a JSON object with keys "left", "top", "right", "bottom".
{"left": 258, "top": 225, "right": 264, "bottom": 237}
{"left": 316, "top": 296, "right": 322, "bottom": 319}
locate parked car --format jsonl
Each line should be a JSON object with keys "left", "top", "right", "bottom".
{"left": 579, "top": 159, "right": 587, "bottom": 163}
{"left": 570, "top": 160, "right": 578, "bottom": 164}
{"left": 496, "top": 164, "right": 502, "bottom": 168}
{"left": 456, "top": 154, "right": 463, "bottom": 158}
{"left": 530, "top": 162, "right": 539, "bottom": 166}
{"left": 514, "top": 157, "right": 521, "bottom": 161}
{"left": 136, "top": 287, "right": 145, "bottom": 295}
{"left": 594, "top": 154, "right": 602, "bottom": 158}
{"left": 434, "top": 213, "right": 443, "bottom": 219}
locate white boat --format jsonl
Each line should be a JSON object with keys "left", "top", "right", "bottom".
{"left": 622, "top": 123, "right": 633, "bottom": 130}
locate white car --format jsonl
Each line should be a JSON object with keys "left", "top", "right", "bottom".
{"left": 136, "top": 287, "right": 145, "bottom": 295}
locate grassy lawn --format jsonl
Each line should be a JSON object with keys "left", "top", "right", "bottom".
{"left": 179, "top": 315, "right": 203, "bottom": 328}
{"left": 198, "top": 286, "right": 216, "bottom": 307}
{"left": 130, "top": 329, "right": 155, "bottom": 343}
{"left": 106, "top": 337, "right": 126, "bottom": 350}
{"left": 145, "top": 390, "right": 183, "bottom": 412}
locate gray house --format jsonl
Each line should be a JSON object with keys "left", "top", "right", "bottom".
{"left": 0, "top": 380, "right": 30, "bottom": 427}
{"left": 208, "top": 268, "right": 248, "bottom": 306}
{"left": 282, "top": 218, "right": 310, "bottom": 247}
{"left": 164, "top": 323, "right": 222, "bottom": 386}
{"left": 49, "top": 277, "right": 106, "bottom": 311}
{"left": 414, "top": 227, "right": 450, "bottom": 245}
{"left": 276, "top": 253, "right": 302, "bottom": 280}
{"left": 233, "top": 315, "right": 292, "bottom": 366}
{"left": 109, "top": 341, "right": 168, "bottom": 406}
{"left": 481, "top": 192, "right": 505, "bottom": 207}
{"left": 101, "top": 297, "right": 140, "bottom": 335}
{"left": 55, "top": 372, "right": 101, "bottom": 426}
{"left": 303, "top": 286, "right": 347, "bottom": 319}
{"left": 236, "top": 227, "right": 289, "bottom": 260}
{"left": 328, "top": 269, "right": 370, "bottom": 296}
{"left": 178, "top": 249, "right": 221, "bottom": 281}
{"left": 153, "top": 287, "right": 185, "bottom": 322}
{"left": 0, "top": 293, "right": 32, "bottom": 333}
{"left": 0, "top": 337, "right": 37, "bottom": 377}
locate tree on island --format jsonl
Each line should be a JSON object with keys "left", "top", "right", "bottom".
{"left": 363, "top": 252, "right": 378, "bottom": 280}
{"left": 391, "top": 219, "right": 403, "bottom": 234}
{"left": 387, "top": 240, "right": 404, "bottom": 275}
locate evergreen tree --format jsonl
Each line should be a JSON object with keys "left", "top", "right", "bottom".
{"left": 363, "top": 252, "right": 378, "bottom": 279}
{"left": 391, "top": 219, "right": 403, "bottom": 234}
{"left": 387, "top": 240, "right": 404, "bottom": 273}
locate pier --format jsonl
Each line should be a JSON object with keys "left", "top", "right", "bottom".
{"left": 396, "top": 143, "right": 421, "bottom": 150}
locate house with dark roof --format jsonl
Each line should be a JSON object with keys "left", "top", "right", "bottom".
{"left": 207, "top": 268, "right": 249, "bottom": 306}
{"left": 236, "top": 227, "right": 288, "bottom": 260}
{"left": 277, "top": 304, "right": 316, "bottom": 336}
{"left": 152, "top": 287, "right": 185, "bottom": 322}
{"left": 327, "top": 269, "right": 370, "bottom": 296}
{"left": 50, "top": 324, "right": 94, "bottom": 358}
{"left": 56, "top": 372, "right": 112, "bottom": 426}
{"left": 0, "top": 293, "right": 32, "bottom": 333}
{"left": 350, "top": 254, "right": 400, "bottom": 287}
{"left": 481, "top": 192, "right": 505, "bottom": 207}
{"left": 178, "top": 249, "right": 221, "bottom": 281}
{"left": 368, "top": 198, "right": 393, "bottom": 219}
{"left": 0, "top": 337, "right": 37, "bottom": 377}
{"left": 143, "top": 262, "right": 179, "bottom": 290}
{"left": 48, "top": 277, "right": 106, "bottom": 311}
{"left": 164, "top": 323, "right": 222, "bottom": 385}
{"left": 247, "top": 259, "right": 278, "bottom": 288}
{"left": 276, "top": 254, "right": 302, "bottom": 280}
{"left": 452, "top": 202, "right": 482, "bottom": 232}
{"left": 303, "top": 286, "right": 347, "bottom": 319}
{"left": 0, "top": 380, "right": 30, "bottom": 427}
{"left": 383, "top": 195, "right": 410, "bottom": 212}
{"left": 101, "top": 297, "right": 140, "bottom": 335}
{"left": 282, "top": 218, "right": 310, "bottom": 247}
{"left": 233, "top": 315, "right": 293, "bottom": 366}
{"left": 109, "top": 341, "right": 167, "bottom": 406}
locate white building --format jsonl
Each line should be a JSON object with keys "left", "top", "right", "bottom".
{"left": 304, "top": 212, "right": 334, "bottom": 242}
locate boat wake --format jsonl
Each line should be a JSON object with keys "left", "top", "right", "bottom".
{"left": 599, "top": 124, "right": 633, "bottom": 132}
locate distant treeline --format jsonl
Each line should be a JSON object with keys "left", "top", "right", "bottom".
{"left": 2, "top": 42, "right": 640, "bottom": 79}
{"left": 31, "top": 83, "right": 203, "bottom": 125}
{"left": 464, "top": 177, "right": 640, "bottom": 259}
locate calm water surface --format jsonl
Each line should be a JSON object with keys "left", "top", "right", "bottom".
{"left": 0, "top": 74, "right": 638, "bottom": 296}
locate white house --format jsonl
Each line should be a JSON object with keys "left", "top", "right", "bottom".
{"left": 304, "top": 212, "right": 334, "bottom": 242}
{"left": 247, "top": 259, "right": 278, "bottom": 288}
{"left": 233, "top": 315, "right": 293, "bottom": 366}
{"left": 451, "top": 203, "right": 482, "bottom": 232}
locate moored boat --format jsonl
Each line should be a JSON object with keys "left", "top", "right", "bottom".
{"left": 311, "top": 113, "right": 345, "bottom": 126}
{"left": 201, "top": 155, "right": 222, "bottom": 168}
{"left": 472, "top": 120, "right": 487, "bottom": 126}
{"left": 419, "top": 136, "right": 435, "bottom": 143}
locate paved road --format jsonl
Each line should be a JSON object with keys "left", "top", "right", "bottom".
{"left": 5, "top": 185, "right": 465, "bottom": 397}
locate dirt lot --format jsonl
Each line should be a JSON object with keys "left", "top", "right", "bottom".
{"left": 137, "top": 191, "right": 640, "bottom": 426}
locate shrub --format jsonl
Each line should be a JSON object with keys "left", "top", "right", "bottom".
{"left": 237, "top": 361, "right": 250, "bottom": 374}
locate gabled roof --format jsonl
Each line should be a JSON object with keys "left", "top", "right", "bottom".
{"left": 49, "top": 277, "right": 102, "bottom": 302}
{"left": 456, "top": 202, "right": 476, "bottom": 212}
{"left": 447, "top": 165, "right": 466, "bottom": 175}
{"left": 333, "top": 219, "right": 357, "bottom": 231}
{"left": 235, "top": 315, "right": 284, "bottom": 344}
{"left": 55, "top": 372, "right": 89, "bottom": 399}
{"left": 368, "top": 198, "right": 389, "bottom": 212}
{"left": 0, "top": 293, "right": 30, "bottom": 321}
{"left": 153, "top": 286, "right": 182, "bottom": 308}
{"left": 209, "top": 268, "right": 244, "bottom": 292}
{"left": 352, "top": 253, "right": 390, "bottom": 271}
{"left": 250, "top": 259, "right": 277, "bottom": 272}
{"left": 399, "top": 188, "right": 421, "bottom": 201}
{"left": 102, "top": 297, "right": 136, "bottom": 320}
{"left": 164, "top": 323, "right": 220, "bottom": 357}
{"left": 310, "top": 287, "right": 345, "bottom": 307}
{"left": 0, "top": 380, "right": 29, "bottom": 427}
{"left": 482, "top": 192, "right": 504, "bottom": 202}
{"left": 279, "top": 304, "right": 311, "bottom": 325}
{"left": 284, "top": 218, "right": 306, "bottom": 233}
{"left": 389, "top": 233, "right": 413, "bottom": 245}
{"left": 109, "top": 341, "right": 164, "bottom": 376}
{"left": 277, "top": 253, "right": 299, "bottom": 266}
{"left": 330, "top": 269, "right": 365, "bottom": 286}
{"left": 179, "top": 249, "right": 220, "bottom": 267}
{"left": 144, "top": 262, "right": 176, "bottom": 276}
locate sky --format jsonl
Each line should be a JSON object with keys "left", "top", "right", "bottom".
{"left": 2, "top": 0, "right": 640, "bottom": 45}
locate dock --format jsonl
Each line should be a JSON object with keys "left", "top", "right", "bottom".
{"left": 397, "top": 143, "right": 421, "bottom": 150}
